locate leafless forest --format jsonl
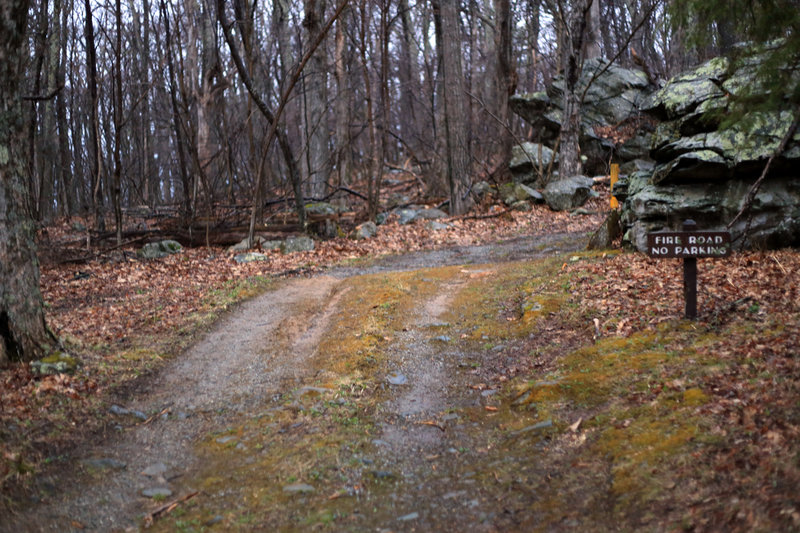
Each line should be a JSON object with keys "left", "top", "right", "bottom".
{"left": 23, "top": 0, "right": 719, "bottom": 235}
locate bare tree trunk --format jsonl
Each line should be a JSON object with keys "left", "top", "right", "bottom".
{"left": 85, "top": 0, "right": 105, "bottom": 231}
{"left": 397, "top": 0, "right": 422, "bottom": 161}
{"left": 557, "top": 0, "right": 592, "bottom": 179}
{"left": 494, "top": 0, "right": 513, "bottom": 171}
{"left": 56, "top": 0, "right": 73, "bottom": 216}
{"left": 585, "top": 0, "right": 602, "bottom": 59}
{"left": 358, "top": 0, "right": 380, "bottom": 217}
{"left": 112, "top": 0, "right": 124, "bottom": 245}
{"left": 0, "top": 0, "right": 54, "bottom": 365}
{"left": 27, "top": 0, "right": 48, "bottom": 220}
{"left": 433, "top": 0, "right": 472, "bottom": 215}
{"left": 333, "top": 6, "right": 352, "bottom": 188}
{"left": 303, "top": 0, "right": 331, "bottom": 199}
{"left": 159, "top": 0, "right": 192, "bottom": 219}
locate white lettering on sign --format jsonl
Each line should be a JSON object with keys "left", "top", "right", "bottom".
{"left": 687, "top": 235, "right": 725, "bottom": 245}
{"left": 653, "top": 235, "right": 682, "bottom": 245}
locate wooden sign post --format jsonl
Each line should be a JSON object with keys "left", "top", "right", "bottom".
{"left": 647, "top": 220, "right": 731, "bottom": 319}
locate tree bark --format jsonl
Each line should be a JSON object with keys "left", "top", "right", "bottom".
{"left": 433, "top": 0, "right": 472, "bottom": 215}
{"left": 333, "top": 4, "right": 352, "bottom": 189}
{"left": 303, "top": 0, "right": 331, "bottom": 199}
{"left": 493, "top": 0, "right": 513, "bottom": 169}
{"left": 0, "top": 0, "right": 54, "bottom": 365}
{"left": 557, "top": 0, "right": 592, "bottom": 179}
{"left": 85, "top": 0, "right": 105, "bottom": 231}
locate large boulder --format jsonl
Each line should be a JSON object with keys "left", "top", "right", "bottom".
{"left": 138, "top": 240, "right": 182, "bottom": 259}
{"left": 509, "top": 142, "right": 556, "bottom": 187}
{"left": 542, "top": 176, "right": 595, "bottom": 212}
{"left": 510, "top": 57, "right": 656, "bottom": 174}
{"left": 280, "top": 236, "right": 315, "bottom": 254}
{"left": 619, "top": 53, "right": 800, "bottom": 251}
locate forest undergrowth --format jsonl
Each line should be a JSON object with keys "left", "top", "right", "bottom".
{"left": 1, "top": 193, "right": 798, "bottom": 531}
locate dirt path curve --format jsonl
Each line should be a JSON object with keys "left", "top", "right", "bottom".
{"left": 3, "top": 231, "right": 584, "bottom": 532}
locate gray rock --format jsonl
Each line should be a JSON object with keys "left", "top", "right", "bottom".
{"left": 31, "top": 352, "right": 78, "bottom": 375}
{"left": 510, "top": 142, "right": 556, "bottom": 186}
{"left": 142, "top": 487, "right": 173, "bottom": 499}
{"left": 543, "top": 176, "right": 594, "bottom": 211}
{"left": 283, "top": 483, "right": 315, "bottom": 493}
{"left": 228, "top": 236, "right": 282, "bottom": 253}
{"left": 398, "top": 512, "right": 420, "bottom": 521}
{"left": 510, "top": 201, "right": 532, "bottom": 212}
{"left": 108, "top": 404, "right": 146, "bottom": 419}
{"left": 353, "top": 221, "right": 378, "bottom": 240}
{"left": 510, "top": 58, "right": 656, "bottom": 174}
{"left": 141, "top": 463, "right": 168, "bottom": 477}
{"left": 294, "top": 386, "right": 334, "bottom": 398}
{"left": 83, "top": 458, "right": 127, "bottom": 471}
{"left": 510, "top": 419, "right": 554, "bottom": 436}
{"left": 620, "top": 52, "right": 800, "bottom": 251}
{"left": 138, "top": 240, "right": 182, "bottom": 259}
{"left": 397, "top": 208, "right": 418, "bottom": 225}
{"left": 216, "top": 436, "right": 237, "bottom": 445}
{"left": 387, "top": 372, "right": 408, "bottom": 385}
{"left": 280, "top": 236, "right": 315, "bottom": 254}
{"left": 471, "top": 181, "right": 493, "bottom": 198}
{"left": 304, "top": 202, "right": 341, "bottom": 216}
{"left": 500, "top": 183, "right": 543, "bottom": 206}
{"left": 415, "top": 208, "right": 448, "bottom": 220}
{"left": 109, "top": 404, "right": 129, "bottom": 416}
{"left": 426, "top": 221, "right": 451, "bottom": 231}
{"left": 233, "top": 252, "right": 269, "bottom": 264}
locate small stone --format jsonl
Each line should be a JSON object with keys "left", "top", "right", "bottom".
{"left": 481, "top": 389, "right": 498, "bottom": 397}
{"left": 83, "top": 458, "right": 127, "bottom": 471}
{"left": 280, "top": 236, "right": 315, "bottom": 254}
{"left": 387, "top": 372, "right": 408, "bottom": 385}
{"left": 130, "top": 410, "right": 148, "bottom": 421}
{"left": 398, "top": 512, "right": 419, "bottom": 521}
{"left": 141, "top": 462, "right": 168, "bottom": 477}
{"left": 283, "top": 483, "right": 315, "bottom": 494}
{"left": 294, "top": 386, "right": 334, "bottom": 398}
{"left": 142, "top": 487, "right": 173, "bottom": 499}
{"left": 109, "top": 405, "right": 129, "bottom": 416}
{"left": 370, "top": 470, "right": 396, "bottom": 480}
{"left": 510, "top": 419, "right": 554, "bottom": 436}
{"left": 353, "top": 221, "right": 378, "bottom": 240}
{"left": 205, "top": 516, "right": 224, "bottom": 526}
{"left": 441, "top": 413, "right": 460, "bottom": 422}
{"left": 396, "top": 208, "right": 418, "bottom": 225}
{"left": 216, "top": 436, "right": 236, "bottom": 445}
{"left": 433, "top": 335, "right": 451, "bottom": 343}
{"left": 426, "top": 220, "right": 451, "bottom": 231}
{"left": 372, "top": 439, "right": 390, "bottom": 447}
{"left": 233, "top": 252, "right": 269, "bottom": 264}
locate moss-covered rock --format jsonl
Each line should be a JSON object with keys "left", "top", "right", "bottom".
{"left": 32, "top": 352, "right": 78, "bottom": 375}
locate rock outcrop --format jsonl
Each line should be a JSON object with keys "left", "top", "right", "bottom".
{"left": 510, "top": 57, "right": 656, "bottom": 178}
{"left": 618, "top": 54, "right": 800, "bottom": 251}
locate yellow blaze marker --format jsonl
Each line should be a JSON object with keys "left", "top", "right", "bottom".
{"left": 610, "top": 163, "right": 619, "bottom": 209}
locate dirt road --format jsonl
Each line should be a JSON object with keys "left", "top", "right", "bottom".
{"left": 4, "top": 232, "right": 584, "bottom": 532}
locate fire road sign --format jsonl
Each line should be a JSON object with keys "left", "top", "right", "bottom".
{"left": 646, "top": 220, "right": 732, "bottom": 319}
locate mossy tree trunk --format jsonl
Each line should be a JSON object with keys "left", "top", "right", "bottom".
{"left": 0, "top": 0, "right": 54, "bottom": 366}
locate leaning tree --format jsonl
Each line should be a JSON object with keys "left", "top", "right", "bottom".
{"left": 0, "top": 0, "right": 54, "bottom": 365}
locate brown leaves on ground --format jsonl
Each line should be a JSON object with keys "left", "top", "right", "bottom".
{"left": 0, "top": 201, "right": 603, "bottom": 493}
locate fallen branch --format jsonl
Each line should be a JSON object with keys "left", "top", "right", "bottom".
{"left": 143, "top": 491, "right": 200, "bottom": 528}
